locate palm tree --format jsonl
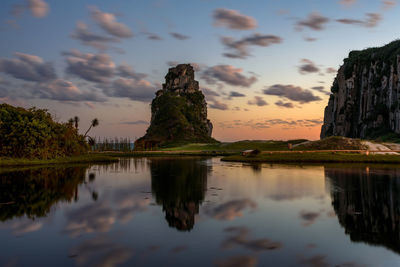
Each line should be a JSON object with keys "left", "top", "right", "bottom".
{"left": 84, "top": 118, "right": 99, "bottom": 137}
{"left": 74, "top": 116, "right": 79, "bottom": 130}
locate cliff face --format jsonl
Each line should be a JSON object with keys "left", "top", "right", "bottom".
{"left": 321, "top": 40, "right": 400, "bottom": 139}
{"left": 135, "top": 64, "right": 214, "bottom": 149}
{"left": 326, "top": 167, "right": 400, "bottom": 254}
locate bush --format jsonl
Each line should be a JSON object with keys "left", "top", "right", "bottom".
{"left": 0, "top": 104, "right": 88, "bottom": 159}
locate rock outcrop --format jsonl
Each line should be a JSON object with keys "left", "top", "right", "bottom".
{"left": 135, "top": 64, "right": 215, "bottom": 149}
{"left": 321, "top": 40, "right": 400, "bottom": 139}
{"left": 326, "top": 167, "right": 400, "bottom": 254}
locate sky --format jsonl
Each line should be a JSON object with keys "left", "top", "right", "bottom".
{"left": 0, "top": 0, "right": 398, "bottom": 141}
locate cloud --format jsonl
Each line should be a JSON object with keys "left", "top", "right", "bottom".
{"left": 120, "top": 120, "right": 148, "bottom": 125}
{"left": 229, "top": 91, "right": 245, "bottom": 97}
{"left": 145, "top": 33, "right": 163, "bottom": 40}
{"left": 263, "top": 84, "right": 322, "bottom": 103}
{"left": 64, "top": 50, "right": 115, "bottom": 83}
{"left": 71, "top": 22, "right": 118, "bottom": 50}
{"left": 311, "top": 86, "right": 330, "bottom": 95}
{"left": 213, "top": 8, "right": 257, "bottom": 30}
{"left": 8, "top": 220, "right": 43, "bottom": 235}
{"left": 304, "top": 37, "right": 317, "bottom": 42}
{"left": 219, "top": 118, "right": 323, "bottom": 130}
{"left": 32, "top": 79, "right": 105, "bottom": 102}
{"left": 298, "top": 59, "right": 320, "bottom": 74}
{"left": 0, "top": 52, "right": 56, "bottom": 82}
{"left": 117, "top": 63, "right": 147, "bottom": 80}
{"left": 339, "top": 0, "right": 357, "bottom": 7}
{"left": 27, "top": 0, "right": 49, "bottom": 18}
{"left": 275, "top": 100, "right": 294, "bottom": 108}
{"left": 222, "top": 226, "right": 282, "bottom": 251}
{"left": 326, "top": 67, "right": 337, "bottom": 74}
{"left": 206, "top": 199, "right": 257, "bottom": 220}
{"left": 298, "top": 255, "right": 329, "bottom": 267}
{"left": 221, "top": 34, "right": 282, "bottom": 59}
{"left": 336, "top": 13, "right": 382, "bottom": 28}
{"left": 215, "top": 255, "right": 257, "bottom": 267}
{"left": 0, "top": 86, "right": 8, "bottom": 98}
{"left": 296, "top": 12, "right": 329, "bottom": 31}
{"left": 299, "top": 210, "right": 320, "bottom": 226}
{"left": 169, "top": 32, "right": 190, "bottom": 40}
{"left": 202, "top": 87, "right": 220, "bottom": 97}
{"left": 64, "top": 203, "right": 116, "bottom": 237}
{"left": 70, "top": 236, "right": 132, "bottom": 267}
{"left": 105, "top": 78, "right": 156, "bottom": 102}
{"left": 209, "top": 99, "right": 229, "bottom": 110}
{"left": 382, "top": 0, "right": 397, "bottom": 11}
{"left": 248, "top": 96, "right": 268, "bottom": 106}
{"left": 202, "top": 65, "right": 257, "bottom": 87}
{"left": 90, "top": 6, "right": 133, "bottom": 38}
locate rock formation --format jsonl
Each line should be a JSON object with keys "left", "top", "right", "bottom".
{"left": 321, "top": 40, "right": 400, "bottom": 139}
{"left": 150, "top": 158, "right": 208, "bottom": 231}
{"left": 325, "top": 167, "right": 400, "bottom": 254}
{"left": 135, "top": 64, "right": 215, "bottom": 149}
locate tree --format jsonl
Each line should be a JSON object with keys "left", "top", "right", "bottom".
{"left": 84, "top": 118, "right": 99, "bottom": 138}
{"left": 74, "top": 116, "right": 79, "bottom": 130}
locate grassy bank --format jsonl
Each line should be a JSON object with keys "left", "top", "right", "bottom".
{"left": 95, "top": 151, "right": 237, "bottom": 157}
{"left": 158, "top": 139, "right": 307, "bottom": 152}
{"left": 0, "top": 154, "right": 119, "bottom": 167}
{"left": 221, "top": 152, "right": 400, "bottom": 164}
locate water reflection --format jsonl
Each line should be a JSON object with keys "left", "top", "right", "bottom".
{"left": 0, "top": 166, "right": 94, "bottom": 222}
{"left": 326, "top": 167, "right": 400, "bottom": 254}
{"left": 149, "top": 158, "right": 209, "bottom": 231}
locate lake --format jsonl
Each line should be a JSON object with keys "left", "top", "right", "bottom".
{"left": 1, "top": 157, "right": 400, "bottom": 266}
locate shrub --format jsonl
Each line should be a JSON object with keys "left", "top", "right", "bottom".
{"left": 0, "top": 104, "right": 88, "bottom": 159}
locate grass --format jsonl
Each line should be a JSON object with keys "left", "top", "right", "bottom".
{"left": 158, "top": 139, "right": 307, "bottom": 152}
{"left": 293, "top": 136, "right": 367, "bottom": 150}
{"left": 221, "top": 152, "right": 400, "bottom": 164}
{"left": 0, "top": 154, "right": 119, "bottom": 167}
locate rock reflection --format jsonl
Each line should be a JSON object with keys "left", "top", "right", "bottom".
{"left": 325, "top": 167, "right": 400, "bottom": 254}
{"left": 0, "top": 166, "right": 92, "bottom": 221}
{"left": 149, "top": 158, "right": 209, "bottom": 231}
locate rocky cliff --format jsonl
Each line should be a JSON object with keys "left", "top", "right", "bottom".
{"left": 321, "top": 40, "right": 400, "bottom": 140}
{"left": 135, "top": 64, "right": 214, "bottom": 149}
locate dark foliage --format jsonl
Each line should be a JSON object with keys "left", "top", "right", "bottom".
{"left": 0, "top": 104, "right": 88, "bottom": 159}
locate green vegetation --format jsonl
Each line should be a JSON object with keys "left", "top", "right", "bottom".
{"left": 0, "top": 154, "right": 118, "bottom": 167}
{"left": 343, "top": 39, "right": 400, "bottom": 79}
{"left": 146, "top": 91, "right": 215, "bottom": 143}
{"left": 293, "top": 136, "right": 367, "bottom": 150}
{"left": 222, "top": 152, "right": 400, "bottom": 164}
{"left": 161, "top": 139, "right": 307, "bottom": 152}
{"left": 0, "top": 165, "right": 95, "bottom": 221}
{"left": 365, "top": 128, "right": 400, "bottom": 143}
{"left": 0, "top": 104, "right": 88, "bottom": 159}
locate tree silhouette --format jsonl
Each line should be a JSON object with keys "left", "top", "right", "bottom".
{"left": 84, "top": 118, "right": 99, "bottom": 137}
{"left": 74, "top": 116, "right": 79, "bottom": 130}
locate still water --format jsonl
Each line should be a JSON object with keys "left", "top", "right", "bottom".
{"left": 1, "top": 157, "right": 400, "bottom": 266}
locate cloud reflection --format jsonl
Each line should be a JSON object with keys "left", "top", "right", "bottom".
{"left": 207, "top": 199, "right": 257, "bottom": 221}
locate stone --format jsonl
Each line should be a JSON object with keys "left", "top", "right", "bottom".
{"left": 135, "top": 64, "right": 215, "bottom": 150}
{"left": 321, "top": 40, "right": 400, "bottom": 140}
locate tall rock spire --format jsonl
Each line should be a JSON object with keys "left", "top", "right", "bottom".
{"left": 135, "top": 64, "right": 215, "bottom": 150}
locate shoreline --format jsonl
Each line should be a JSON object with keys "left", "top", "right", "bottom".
{"left": 2, "top": 150, "right": 400, "bottom": 167}
{"left": 221, "top": 152, "right": 400, "bottom": 164}
{"left": 0, "top": 154, "right": 119, "bottom": 167}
